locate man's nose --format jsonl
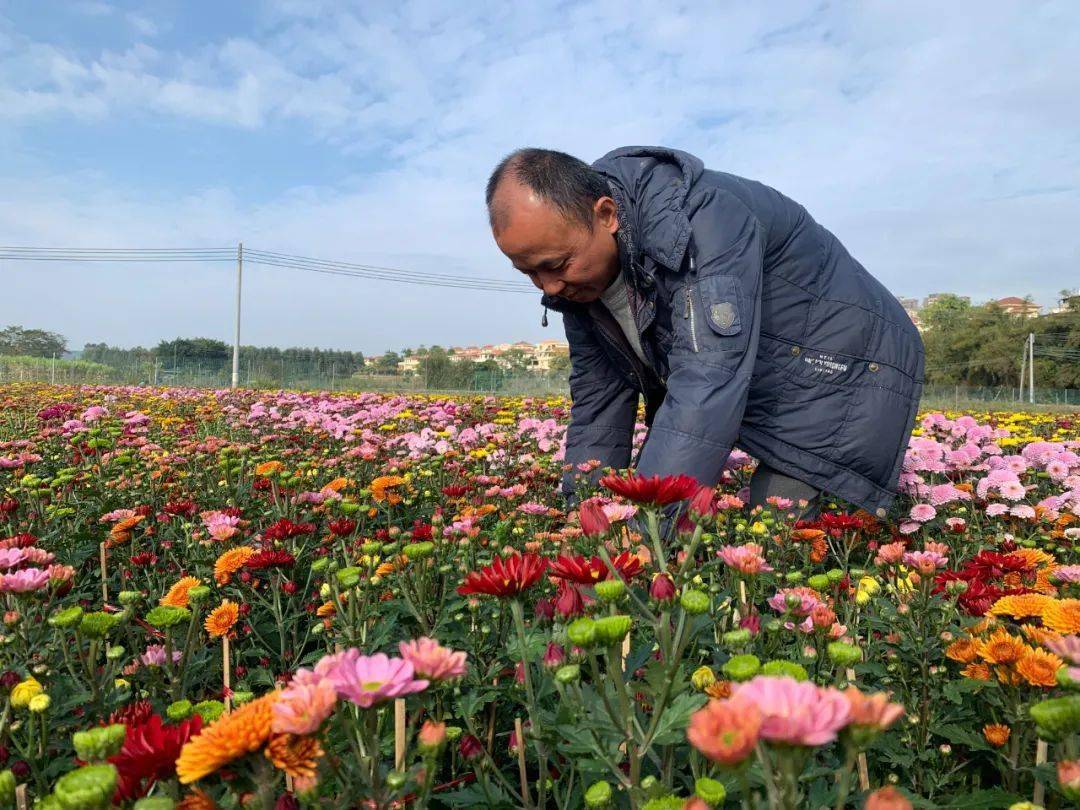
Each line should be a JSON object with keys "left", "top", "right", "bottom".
{"left": 540, "top": 275, "right": 565, "bottom": 296}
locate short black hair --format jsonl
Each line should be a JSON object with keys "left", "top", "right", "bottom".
{"left": 486, "top": 148, "right": 609, "bottom": 231}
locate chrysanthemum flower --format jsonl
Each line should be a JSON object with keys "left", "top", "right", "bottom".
{"left": 844, "top": 688, "right": 904, "bottom": 731}
{"left": 313, "top": 649, "right": 428, "bottom": 708}
{"left": 398, "top": 637, "right": 468, "bottom": 682}
{"left": 982, "top": 723, "right": 1010, "bottom": 747}
{"left": 264, "top": 732, "right": 322, "bottom": 780}
{"left": 989, "top": 593, "right": 1053, "bottom": 620}
{"left": 370, "top": 475, "right": 406, "bottom": 505}
{"left": 733, "top": 676, "right": 851, "bottom": 746}
{"left": 717, "top": 543, "right": 773, "bottom": 575}
{"left": 686, "top": 696, "right": 761, "bottom": 766}
{"left": 176, "top": 693, "right": 277, "bottom": 783}
{"left": 273, "top": 671, "right": 337, "bottom": 735}
{"left": 945, "top": 638, "right": 980, "bottom": 664}
{"left": 109, "top": 714, "right": 203, "bottom": 800}
{"left": 1016, "top": 647, "right": 1063, "bottom": 687}
{"left": 457, "top": 553, "right": 548, "bottom": 598}
{"left": 244, "top": 549, "right": 296, "bottom": 571}
{"left": 204, "top": 601, "right": 239, "bottom": 638}
{"left": 161, "top": 576, "right": 202, "bottom": 608}
{"left": 0, "top": 568, "right": 49, "bottom": 593}
{"left": 1044, "top": 599, "right": 1080, "bottom": 634}
{"left": 548, "top": 551, "right": 643, "bottom": 584}
{"left": 977, "top": 628, "right": 1026, "bottom": 665}
{"left": 599, "top": 472, "right": 700, "bottom": 506}
{"left": 213, "top": 547, "right": 255, "bottom": 585}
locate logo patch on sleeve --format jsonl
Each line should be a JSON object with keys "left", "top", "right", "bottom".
{"left": 710, "top": 302, "right": 736, "bottom": 330}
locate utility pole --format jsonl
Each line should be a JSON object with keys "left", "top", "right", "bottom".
{"left": 1019, "top": 338, "right": 1027, "bottom": 402}
{"left": 1028, "top": 332, "right": 1035, "bottom": 404}
{"left": 231, "top": 242, "right": 243, "bottom": 389}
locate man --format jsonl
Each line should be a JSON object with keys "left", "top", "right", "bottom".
{"left": 486, "top": 146, "right": 924, "bottom": 519}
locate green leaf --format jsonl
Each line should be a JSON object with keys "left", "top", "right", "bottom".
{"left": 933, "top": 723, "right": 991, "bottom": 752}
{"left": 650, "top": 691, "right": 708, "bottom": 746}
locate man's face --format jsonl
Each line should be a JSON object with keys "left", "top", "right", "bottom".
{"left": 491, "top": 181, "right": 619, "bottom": 303}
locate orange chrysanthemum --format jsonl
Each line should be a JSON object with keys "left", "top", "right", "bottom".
{"left": 370, "top": 475, "right": 406, "bottom": 505}
{"left": 1034, "top": 569, "right": 1060, "bottom": 595}
{"left": 705, "top": 680, "right": 733, "bottom": 700}
{"left": 214, "top": 547, "right": 255, "bottom": 586}
{"left": 265, "top": 732, "right": 323, "bottom": 779}
{"left": 176, "top": 788, "right": 218, "bottom": 810}
{"left": 1009, "top": 548, "right": 1055, "bottom": 569}
{"left": 255, "top": 460, "right": 284, "bottom": 476}
{"left": 161, "top": 576, "right": 203, "bottom": 608}
{"left": 176, "top": 693, "right": 277, "bottom": 783}
{"left": 945, "top": 638, "right": 980, "bottom": 663}
{"left": 1016, "top": 647, "right": 1063, "bottom": 688}
{"left": 962, "top": 662, "right": 992, "bottom": 681}
{"left": 977, "top": 628, "right": 1026, "bottom": 665}
{"left": 204, "top": 600, "right": 239, "bottom": 638}
{"left": 1044, "top": 599, "right": 1080, "bottom": 635}
{"left": 323, "top": 477, "right": 350, "bottom": 492}
{"left": 983, "top": 724, "right": 1011, "bottom": 747}
{"left": 1022, "top": 624, "right": 1062, "bottom": 648}
{"left": 316, "top": 601, "right": 336, "bottom": 618}
{"left": 989, "top": 593, "right": 1053, "bottom": 620}
{"left": 995, "top": 665, "right": 1025, "bottom": 687}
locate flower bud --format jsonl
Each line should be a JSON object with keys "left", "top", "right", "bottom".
{"left": 49, "top": 606, "right": 84, "bottom": 629}
{"left": 418, "top": 720, "right": 447, "bottom": 753}
{"left": 385, "top": 771, "right": 407, "bottom": 790}
{"left": 721, "top": 654, "right": 761, "bottom": 682}
{"left": 584, "top": 780, "right": 613, "bottom": 808}
{"left": 459, "top": 734, "right": 483, "bottom": 761}
{"left": 566, "top": 617, "right": 597, "bottom": 647}
{"left": 187, "top": 585, "right": 211, "bottom": 604}
{"left": 28, "top": 694, "right": 50, "bottom": 713}
{"left": 722, "top": 629, "right": 752, "bottom": 647}
{"left": 579, "top": 500, "right": 611, "bottom": 537}
{"left": 680, "top": 589, "right": 710, "bottom": 616}
{"left": 691, "top": 666, "right": 716, "bottom": 691}
{"left": 807, "top": 574, "right": 830, "bottom": 591}
{"left": 695, "top": 776, "right": 727, "bottom": 806}
{"left": 166, "top": 700, "right": 193, "bottom": 721}
{"left": 594, "top": 579, "right": 625, "bottom": 603}
{"left": 649, "top": 573, "right": 676, "bottom": 605}
{"left": 53, "top": 764, "right": 118, "bottom": 810}
{"left": 761, "top": 660, "right": 808, "bottom": 681}
{"left": 0, "top": 771, "right": 14, "bottom": 806}
{"left": 594, "top": 615, "right": 632, "bottom": 645}
{"left": 555, "top": 664, "right": 581, "bottom": 684}
{"left": 1030, "top": 695, "right": 1080, "bottom": 741}
{"left": 73, "top": 725, "right": 127, "bottom": 763}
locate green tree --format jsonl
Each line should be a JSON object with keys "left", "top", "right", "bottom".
{"left": 0, "top": 325, "right": 67, "bottom": 358}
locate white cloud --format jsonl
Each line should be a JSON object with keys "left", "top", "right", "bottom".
{"left": 0, "top": 0, "right": 1078, "bottom": 350}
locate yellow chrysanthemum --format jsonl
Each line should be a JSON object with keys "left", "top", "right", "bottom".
{"left": 1008, "top": 548, "right": 1055, "bottom": 569}
{"left": 176, "top": 693, "right": 277, "bottom": 783}
{"left": 1043, "top": 599, "right": 1080, "bottom": 635}
{"left": 214, "top": 546, "right": 256, "bottom": 586}
{"left": 977, "top": 628, "right": 1026, "bottom": 665}
{"left": 988, "top": 593, "right": 1054, "bottom": 620}
{"left": 204, "top": 600, "right": 239, "bottom": 638}
{"left": 161, "top": 576, "right": 203, "bottom": 608}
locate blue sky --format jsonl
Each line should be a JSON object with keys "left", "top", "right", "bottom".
{"left": 1, "top": 1, "right": 1078, "bottom": 355}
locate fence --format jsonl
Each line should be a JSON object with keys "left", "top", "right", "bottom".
{"left": 3, "top": 356, "right": 1079, "bottom": 408}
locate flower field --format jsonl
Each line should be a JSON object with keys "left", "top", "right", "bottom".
{"left": 1, "top": 383, "right": 1079, "bottom": 810}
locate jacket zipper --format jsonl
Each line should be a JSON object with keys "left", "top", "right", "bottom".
{"left": 591, "top": 313, "right": 655, "bottom": 414}
{"left": 684, "top": 287, "right": 700, "bottom": 352}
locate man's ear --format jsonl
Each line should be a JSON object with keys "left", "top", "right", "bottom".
{"left": 594, "top": 196, "right": 619, "bottom": 235}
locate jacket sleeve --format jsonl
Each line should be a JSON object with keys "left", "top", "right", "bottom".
{"left": 635, "top": 189, "right": 764, "bottom": 486}
{"left": 560, "top": 310, "right": 639, "bottom": 500}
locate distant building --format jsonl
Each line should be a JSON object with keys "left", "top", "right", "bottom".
{"left": 992, "top": 297, "right": 1041, "bottom": 317}
{"left": 923, "top": 293, "right": 970, "bottom": 308}
{"left": 397, "top": 340, "right": 570, "bottom": 374}
{"left": 897, "top": 297, "right": 920, "bottom": 312}
{"left": 399, "top": 355, "right": 422, "bottom": 373}
{"left": 1049, "top": 290, "right": 1080, "bottom": 314}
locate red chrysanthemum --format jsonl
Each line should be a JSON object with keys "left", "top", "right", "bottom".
{"left": 549, "top": 552, "right": 644, "bottom": 584}
{"left": 109, "top": 714, "right": 203, "bottom": 800}
{"left": 262, "top": 518, "right": 314, "bottom": 541}
{"left": 599, "top": 473, "right": 700, "bottom": 506}
{"left": 245, "top": 549, "right": 297, "bottom": 570}
{"left": 457, "top": 553, "right": 548, "bottom": 598}
{"left": 109, "top": 700, "right": 155, "bottom": 727}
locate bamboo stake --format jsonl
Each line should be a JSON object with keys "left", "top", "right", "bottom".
{"left": 846, "top": 668, "right": 870, "bottom": 791}
{"left": 1034, "top": 739, "right": 1048, "bottom": 804}
{"left": 394, "top": 698, "right": 407, "bottom": 770}
{"left": 99, "top": 542, "right": 108, "bottom": 603}
{"left": 15, "top": 784, "right": 27, "bottom": 810}
{"left": 515, "top": 717, "right": 532, "bottom": 809}
{"left": 222, "top": 635, "right": 232, "bottom": 713}
{"left": 285, "top": 774, "right": 294, "bottom": 793}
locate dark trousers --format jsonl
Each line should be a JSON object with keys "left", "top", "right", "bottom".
{"left": 748, "top": 461, "right": 821, "bottom": 519}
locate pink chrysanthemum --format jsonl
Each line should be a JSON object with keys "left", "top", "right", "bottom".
{"left": 718, "top": 544, "right": 773, "bottom": 575}
{"left": 1046, "top": 635, "right": 1080, "bottom": 666}
{"left": 314, "top": 649, "right": 428, "bottom": 708}
{"left": 902, "top": 550, "right": 948, "bottom": 574}
{"left": 273, "top": 669, "right": 338, "bottom": 735}
{"left": 0, "top": 567, "right": 50, "bottom": 593}
{"left": 734, "top": 676, "right": 852, "bottom": 746}
{"left": 1052, "top": 566, "right": 1080, "bottom": 584}
{"left": 398, "top": 637, "right": 468, "bottom": 682}
{"left": 909, "top": 503, "right": 937, "bottom": 523}
{"left": 767, "top": 587, "right": 824, "bottom": 617}
{"left": 0, "top": 548, "right": 26, "bottom": 569}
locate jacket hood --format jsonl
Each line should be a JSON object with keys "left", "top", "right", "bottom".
{"left": 591, "top": 146, "right": 705, "bottom": 272}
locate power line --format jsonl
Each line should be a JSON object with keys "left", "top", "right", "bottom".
{"left": 0, "top": 244, "right": 536, "bottom": 293}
